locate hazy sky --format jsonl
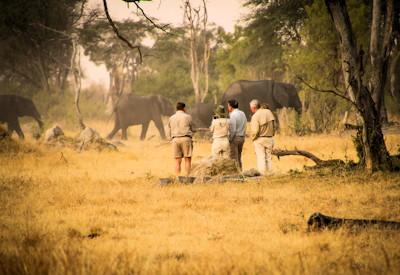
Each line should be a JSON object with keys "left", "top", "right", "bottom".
{"left": 82, "top": 0, "right": 248, "bottom": 88}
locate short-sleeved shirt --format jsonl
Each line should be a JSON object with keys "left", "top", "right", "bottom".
{"left": 167, "top": 111, "right": 194, "bottom": 139}
{"left": 210, "top": 118, "right": 230, "bottom": 139}
{"left": 250, "top": 108, "right": 275, "bottom": 141}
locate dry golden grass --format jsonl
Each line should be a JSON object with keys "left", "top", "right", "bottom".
{"left": 1, "top": 120, "right": 400, "bottom": 274}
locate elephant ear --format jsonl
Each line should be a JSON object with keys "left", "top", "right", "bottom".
{"left": 151, "top": 95, "right": 163, "bottom": 114}
{"left": 272, "top": 83, "right": 290, "bottom": 108}
{"left": 159, "top": 95, "right": 174, "bottom": 116}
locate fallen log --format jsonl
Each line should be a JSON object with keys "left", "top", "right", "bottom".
{"left": 272, "top": 149, "right": 345, "bottom": 167}
{"left": 307, "top": 212, "right": 400, "bottom": 231}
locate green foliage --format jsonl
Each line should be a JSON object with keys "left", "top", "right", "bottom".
{"left": 0, "top": 0, "right": 84, "bottom": 93}
{"left": 282, "top": 0, "right": 370, "bottom": 132}
{"left": 133, "top": 26, "right": 221, "bottom": 105}
{"left": 80, "top": 19, "right": 149, "bottom": 70}
{"left": 132, "top": 29, "right": 193, "bottom": 103}
{"left": 32, "top": 85, "right": 107, "bottom": 129}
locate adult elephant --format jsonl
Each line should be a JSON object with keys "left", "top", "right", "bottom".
{"left": 0, "top": 94, "right": 43, "bottom": 139}
{"left": 190, "top": 102, "right": 215, "bottom": 128}
{"left": 106, "top": 94, "right": 174, "bottom": 140}
{"left": 221, "top": 80, "right": 302, "bottom": 120}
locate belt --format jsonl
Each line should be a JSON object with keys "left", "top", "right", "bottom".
{"left": 173, "top": 135, "right": 192, "bottom": 139}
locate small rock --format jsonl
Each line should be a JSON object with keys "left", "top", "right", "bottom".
{"left": 243, "top": 168, "right": 261, "bottom": 177}
{"left": 44, "top": 125, "right": 64, "bottom": 142}
{"left": 78, "top": 127, "right": 100, "bottom": 143}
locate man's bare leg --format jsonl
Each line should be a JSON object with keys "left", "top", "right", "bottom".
{"left": 184, "top": 157, "right": 191, "bottom": 176}
{"left": 175, "top": 158, "right": 182, "bottom": 175}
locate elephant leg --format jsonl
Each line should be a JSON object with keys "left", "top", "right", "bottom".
{"left": 12, "top": 119, "right": 24, "bottom": 139}
{"left": 274, "top": 112, "right": 280, "bottom": 133}
{"left": 6, "top": 122, "right": 14, "bottom": 137}
{"left": 121, "top": 127, "right": 128, "bottom": 140}
{"left": 153, "top": 117, "right": 166, "bottom": 140}
{"left": 106, "top": 124, "right": 120, "bottom": 140}
{"left": 140, "top": 122, "right": 150, "bottom": 140}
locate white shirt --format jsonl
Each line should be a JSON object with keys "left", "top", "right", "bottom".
{"left": 229, "top": 109, "right": 247, "bottom": 141}
{"left": 210, "top": 118, "right": 230, "bottom": 139}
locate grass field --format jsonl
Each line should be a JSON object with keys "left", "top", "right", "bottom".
{"left": 1, "top": 120, "right": 400, "bottom": 274}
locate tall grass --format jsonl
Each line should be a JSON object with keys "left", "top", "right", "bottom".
{"left": 1, "top": 122, "right": 400, "bottom": 274}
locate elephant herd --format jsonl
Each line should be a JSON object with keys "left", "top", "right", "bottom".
{"left": 0, "top": 80, "right": 302, "bottom": 140}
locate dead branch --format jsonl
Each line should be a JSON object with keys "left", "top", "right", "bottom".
{"left": 127, "top": 1, "right": 170, "bottom": 32}
{"left": 308, "top": 212, "right": 400, "bottom": 231}
{"left": 272, "top": 149, "right": 345, "bottom": 167}
{"left": 103, "top": 0, "right": 143, "bottom": 63}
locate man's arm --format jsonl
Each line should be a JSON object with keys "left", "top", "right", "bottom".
{"left": 209, "top": 119, "right": 215, "bottom": 133}
{"left": 188, "top": 116, "right": 196, "bottom": 133}
{"left": 229, "top": 113, "right": 237, "bottom": 142}
{"left": 250, "top": 115, "right": 260, "bottom": 141}
{"left": 166, "top": 118, "right": 172, "bottom": 140}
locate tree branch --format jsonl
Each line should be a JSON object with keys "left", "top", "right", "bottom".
{"left": 103, "top": 0, "right": 143, "bottom": 63}
{"left": 272, "top": 149, "right": 345, "bottom": 167}
{"left": 127, "top": 1, "right": 170, "bottom": 33}
{"left": 296, "top": 75, "right": 361, "bottom": 112}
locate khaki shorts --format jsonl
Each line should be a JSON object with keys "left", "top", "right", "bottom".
{"left": 172, "top": 137, "right": 193, "bottom": 158}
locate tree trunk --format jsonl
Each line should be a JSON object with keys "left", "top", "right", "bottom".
{"left": 325, "top": 0, "right": 392, "bottom": 171}
{"left": 389, "top": 43, "right": 400, "bottom": 110}
{"left": 369, "top": 0, "right": 393, "bottom": 124}
{"left": 71, "top": 39, "right": 85, "bottom": 130}
{"left": 357, "top": 86, "right": 391, "bottom": 170}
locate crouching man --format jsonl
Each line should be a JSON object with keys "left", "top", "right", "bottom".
{"left": 250, "top": 100, "right": 276, "bottom": 175}
{"left": 167, "top": 102, "right": 194, "bottom": 176}
{"left": 210, "top": 105, "right": 230, "bottom": 158}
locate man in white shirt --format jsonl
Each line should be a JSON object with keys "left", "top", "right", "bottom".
{"left": 227, "top": 99, "right": 247, "bottom": 170}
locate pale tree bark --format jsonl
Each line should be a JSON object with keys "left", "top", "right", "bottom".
{"left": 184, "top": 0, "right": 211, "bottom": 104}
{"left": 200, "top": 0, "right": 210, "bottom": 103}
{"left": 70, "top": 35, "right": 85, "bottom": 130}
{"left": 105, "top": 54, "right": 137, "bottom": 115}
{"left": 325, "top": 0, "right": 393, "bottom": 171}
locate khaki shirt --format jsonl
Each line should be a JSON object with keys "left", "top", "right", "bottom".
{"left": 167, "top": 111, "right": 194, "bottom": 139}
{"left": 210, "top": 118, "right": 230, "bottom": 139}
{"left": 250, "top": 108, "right": 275, "bottom": 141}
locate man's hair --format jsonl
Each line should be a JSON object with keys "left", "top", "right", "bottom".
{"left": 176, "top": 102, "right": 186, "bottom": 110}
{"left": 249, "top": 99, "right": 260, "bottom": 109}
{"left": 228, "top": 99, "right": 239, "bottom": 109}
{"left": 261, "top": 102, "right": 270, "bottom": 109}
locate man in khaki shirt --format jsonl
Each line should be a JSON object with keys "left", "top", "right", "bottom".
{"left": 167, "top": 102, "right": 194, "bottom": 176}
{"left": 250, "top": 99, "right": 275, "bottom": 175}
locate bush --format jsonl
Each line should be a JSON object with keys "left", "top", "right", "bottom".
{"left": 32, "top": 85, "right": 108, "bottom": 129}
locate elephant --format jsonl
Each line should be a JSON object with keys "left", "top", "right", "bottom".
{"left": 106, "top": 94, "right": 174, "bottom": 140}
{"left": 221, "top": 80, "right": 302, "bottom": 120}
{"left": 190, "top": 102, "right": 215, "bottom": 128}
{"left": 0, "top": 94, "right": 43, "bottom": 139}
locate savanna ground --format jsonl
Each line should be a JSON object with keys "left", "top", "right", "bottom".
{"left": 1, "top": 120, "right": 400, "bottom": 274}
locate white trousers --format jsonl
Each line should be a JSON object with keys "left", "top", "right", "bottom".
{"left": 212, "top": 137, "right": 230, "bottom": 158}
{"left": 253, "top": 137, "right": 274, "bottom": 175}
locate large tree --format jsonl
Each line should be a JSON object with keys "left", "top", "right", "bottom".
{"left": 0, "top": 0, "right": 90, "bottom": 94}
{"left": 325, "top": 0, "right": 395, "bottom": 171}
